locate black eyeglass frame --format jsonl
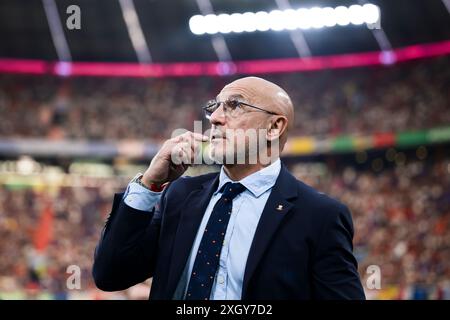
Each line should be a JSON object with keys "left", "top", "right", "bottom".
{"left": 202, "top": 99, "right": 278, "bottom": 119}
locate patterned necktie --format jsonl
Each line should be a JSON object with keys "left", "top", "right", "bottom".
{"left": 185, "top": 182, "right": 246, "bottom": 300}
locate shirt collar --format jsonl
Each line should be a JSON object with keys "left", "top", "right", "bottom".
{"left": 215, "top": 158, "right": 281, "bottom": 198}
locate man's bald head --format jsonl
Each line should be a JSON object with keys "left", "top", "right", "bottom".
{"left": 218, "top": 76, "right": 294, "bottom": 148}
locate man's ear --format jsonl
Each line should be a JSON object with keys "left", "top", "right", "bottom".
{"left": 266, "top": 116, "right": 287, "bottom": 142}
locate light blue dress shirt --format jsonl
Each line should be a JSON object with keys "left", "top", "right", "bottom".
{"left": 123, "top": 173, "right": 162, "bottom": 212}
{"left": 123, "top": 159, "right": 281, "bottom": 300}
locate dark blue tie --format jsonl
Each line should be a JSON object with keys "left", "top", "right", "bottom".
{"left": 185, "top": 182, "right": 246, "bottom": 300}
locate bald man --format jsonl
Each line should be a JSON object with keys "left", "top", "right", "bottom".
{"left": 93, "top": 77, "right": 365, "bottom": 300}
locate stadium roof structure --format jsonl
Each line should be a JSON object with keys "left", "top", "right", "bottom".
{"left": 1, "top": 0, "right": 449, "bottom": 63}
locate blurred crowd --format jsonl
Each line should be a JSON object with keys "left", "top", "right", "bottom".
{"left": 0, "top": 56, "right": 449, "bottom": 300}
{"left": 0, "top": 56, "right": 449, "bottom": 141}
{"left": 0, "top": 181, "right": 133, "bottom": 299}
{"left": 0, "top": 153, "right": 449, "bottom": 299}
{"left": 293, "top": 155, "right": 450, "bottom": 300}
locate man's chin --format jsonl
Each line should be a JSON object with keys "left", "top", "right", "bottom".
{"left": 209, "top": 148, "right": 251, "bottom": 165}
{"left": 209, "top": 147, "right": 225, "bottom": 164}
{"left": 209, "top": 146, "right": 235, "bottom": 165}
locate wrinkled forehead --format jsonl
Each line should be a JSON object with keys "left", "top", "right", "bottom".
{"left": 216, "top": 83, "right": 261, "bottom": 103}
{"left": 215, "top": 93, "right": 247, "bottom": 102}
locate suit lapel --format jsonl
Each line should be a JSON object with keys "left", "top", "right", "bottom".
{"left": 242, "top": 165, "right": 298, "bottom": 298}
{"left": 166, "top": 175, "right": 219, "bottom": 297}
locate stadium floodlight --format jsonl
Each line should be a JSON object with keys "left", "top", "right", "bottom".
{"left": 204, "top": 14, "right": 219, "bottom": 34}
{"left": 189, "top": 15, "right": 205, "bottom": 35}
{"left": 217, "top": 14, "right": 232, "bottom": 34}
{"left": 363, "top": 4, "right": 380, "bottom": 24}
{"left": 255, "top": 11, "right": 270, "bottom": 31}
{"left": 189, "top": 3, "right": 381, "bottom": 35}
{"left": 348, "top": 5, "right": 365, "bottom": 25}
{"left": 310, "top": 7, "right": 325, "bottom": 29}
{"left": 335, "top": 6, "right": 350, "bottom": 26}
{"left": 297, "top": 8, "right": 312, "bottom": 30}
{"left": 283, "top": 9, "right": 298, "bottom": 31}
{"left": 269, "top": 10, "right": 285, "bottom": 31}
{"left": 322, "top": 7, "right": 337, "bottom": 28}
{"left": 242, "top": 12, "right": 257, "bottom": 32}
{"left": 230, "top": 13, "right": 245, "bottom": 33}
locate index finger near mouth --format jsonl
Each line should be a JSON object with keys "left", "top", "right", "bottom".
{"left": 190, "top": 132, "right": 209, "bottom": 141}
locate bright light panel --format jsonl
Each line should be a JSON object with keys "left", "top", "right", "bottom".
{"left": 189, "top": 3, "right": 380, "bottom": 35}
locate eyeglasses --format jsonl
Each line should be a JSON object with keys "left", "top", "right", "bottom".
{"left": 202, "top": 99, "right": 278, "bottom": 119}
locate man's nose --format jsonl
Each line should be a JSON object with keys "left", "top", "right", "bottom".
{"left": 209, "top": 104, "right": 226, "bottom": 126}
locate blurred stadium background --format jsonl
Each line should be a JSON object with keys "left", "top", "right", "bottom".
{"left": 0, "top": 0, "right": 449, "bottom": 300}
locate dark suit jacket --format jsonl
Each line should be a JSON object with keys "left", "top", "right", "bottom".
{"left": 92, "top": 164, "right": 365, "bottom": 299}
